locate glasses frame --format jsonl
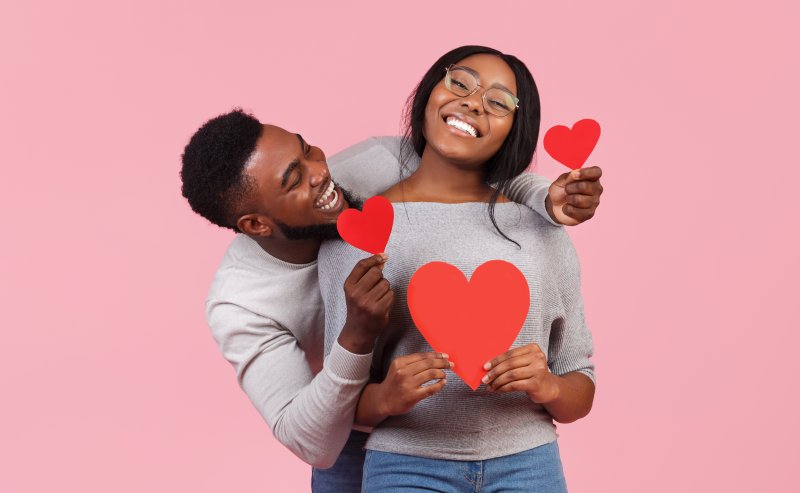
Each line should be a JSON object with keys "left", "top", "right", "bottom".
{"left": 444, "top": 64, "right": 520, "bottom": 117}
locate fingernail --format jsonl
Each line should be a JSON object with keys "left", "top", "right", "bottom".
{"left": 449, "top": 362, "right": 455, "bottom": 368}
{"left": 379, "top": 253, "right": 388, "bottom": 261}
{"left": 571, "top": 169, "right": 581, "bottom": 179}
{"left": 481, "top": 375, "right": 489, "bottom": 384}
{"left": 442, "top": 353, "right": 449, "bottom": 359}
{"left": 483, "top": 362, "right": 491, "bottom": 370}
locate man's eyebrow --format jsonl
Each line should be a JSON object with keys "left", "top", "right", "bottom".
{"left": 280, "top": 159, "right": 300, "bottom": 189}
{"left": 296, "top": 133, "right": 308, "bottom": 152}
{"left": 279, "top": 134, "right": 310, "bottom": 189}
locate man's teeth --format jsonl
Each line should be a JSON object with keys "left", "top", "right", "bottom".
{"left": 446, "top": 117, "right": 478, "bottom": 137}
{"left": 315, "top": 181, "right": 339, "bottom": 210}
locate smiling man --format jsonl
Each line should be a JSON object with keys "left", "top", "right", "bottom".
{"left": 180, "top": 109, "right": 603, "bottom": 493}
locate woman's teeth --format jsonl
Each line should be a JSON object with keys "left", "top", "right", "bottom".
{"left": 446, "top": 117, "right": 478, "bottom": 138}
{"left": 315, "top": 181, "right": 339, "bottom": 210}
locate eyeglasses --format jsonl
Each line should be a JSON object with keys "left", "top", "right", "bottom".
{"left": 444, "top": 64, "right": 519, "bottom": 117}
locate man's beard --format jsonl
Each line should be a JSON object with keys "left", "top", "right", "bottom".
{"left": 275, "top": 187, "right": 363, "bottom": 241}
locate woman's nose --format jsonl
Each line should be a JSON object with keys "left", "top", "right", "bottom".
{"left": 461, "top": 91, "right": 485, "bottom": 114}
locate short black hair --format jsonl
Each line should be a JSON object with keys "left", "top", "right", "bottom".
{"left": 180, "top": 109, "right": 263, "bottom": 231}
{"left": 400, "top": 45, "right": 541, "bottom": 246}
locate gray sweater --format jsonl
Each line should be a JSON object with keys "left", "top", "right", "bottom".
{"left": 319, "top": 202, "right": 595, "bottom": 461}
{"left": 206, "top": 136, "right": 557, "bottom": 468}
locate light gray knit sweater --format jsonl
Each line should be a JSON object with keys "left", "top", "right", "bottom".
{"left": 319, "top": 201, "right": 595, "bottom": 460}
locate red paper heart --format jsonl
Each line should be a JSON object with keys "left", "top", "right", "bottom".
{"left": 336, "top": 196, "right": 394, "bottom": 254}
{"left": 543, "top": 118, "right": 601, "bottom": 170}
{"left": 407, "top": 260, "right": 530, "bottom": 390}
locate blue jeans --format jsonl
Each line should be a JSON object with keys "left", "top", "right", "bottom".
{"left": 311, "top": 430, "right": 369, "bottom": 493}
{"left": 362, "top": 441, "right": 568, "bottom": 493}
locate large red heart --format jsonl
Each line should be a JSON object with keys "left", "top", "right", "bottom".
{"left": 407, "top": 260, "right": 530, "bottom": 390}
{"left": 336, "top": 196, "right": 394, "bottom": 254}
{"left": 543, "top": 118, "right": 601, "bottom": 170}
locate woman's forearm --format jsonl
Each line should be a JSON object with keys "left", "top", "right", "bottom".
{"left": 541, "top": 372, "right": 595, "bottom": 423}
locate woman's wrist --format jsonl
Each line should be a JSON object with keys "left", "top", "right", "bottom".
{"left": 528, "top": 373, "right": 561, "bottom": 404}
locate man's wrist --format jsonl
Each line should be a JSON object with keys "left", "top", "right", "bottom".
{"left": 374, "top": 383, "right": 392, "bottom": 418}
{"left": 545, "top": 195, "right": 559, "bottom": 224}
{"left": 338, "top": 324, "right": 376, "bottom": 355}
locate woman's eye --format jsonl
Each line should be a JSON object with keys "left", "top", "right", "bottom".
{"left": 452, "top": 80, "right": 468, "bottom": 90}
{"left": 490, "top": 99, "right": 510, "bottom": 110}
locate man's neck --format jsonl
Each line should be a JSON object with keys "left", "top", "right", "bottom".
{"left": 252, "top": 236, "right": 322, "bottom": 264}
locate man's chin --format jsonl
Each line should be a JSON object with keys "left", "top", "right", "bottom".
{"left": 274, "top": 187, "right": 364, "bottom": 241}
{"left": 275, "top": 221, "right": 341, "bottom": 241}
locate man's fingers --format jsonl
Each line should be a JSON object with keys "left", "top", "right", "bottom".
{"left": 566, "top": 193, "right": 597, "bottom": 209}
{"left": 345, "top": 254, "right": 388, "bottom": 286}
{"left": 393, "top": 351, "right": 444, "bottom": 368}
{"left": 417, "top": 378, "right": 446, "bottom": 399}
{"left": 405, "top": 356, "right": 453, "bottom": 375}
{"left": 412, "top": 368, "right": 448, "bottom": 386}
{"left": 562, "top": 204, "right": 595, "bottom": 222}
{"left": 576, "top": 166, "right": 602, "bottom": 181}
{"left": 564, "top": 179, "right": 602, "bottom": 196}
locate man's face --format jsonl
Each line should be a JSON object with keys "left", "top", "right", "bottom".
{"left": 239, "top": 124, "right": 353, "bottom": 239}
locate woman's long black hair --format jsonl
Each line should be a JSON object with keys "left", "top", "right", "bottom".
{"left": 399, "top": 45, "right": 541, "bottom": 246}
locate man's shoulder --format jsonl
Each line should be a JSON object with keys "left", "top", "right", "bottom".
{"left": 207, "top": 235, "right": 314, "bottom": 304}
{"left": 327, "top": 136, "right": 402, "bottom": 165}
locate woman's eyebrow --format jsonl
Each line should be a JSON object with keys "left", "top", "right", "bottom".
{"left": 490, "top": 82, "right": 515, "bottom": 95}
{"left": 459, "top": 65, "right": 515, "bottom": 95}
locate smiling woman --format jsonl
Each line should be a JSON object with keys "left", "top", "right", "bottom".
{"left": 319, "top": 46, "right": 594, "bottom": 492}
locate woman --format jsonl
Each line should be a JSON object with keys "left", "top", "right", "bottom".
{"left": 319, "top": 45, "right": 595, "bottom": 492}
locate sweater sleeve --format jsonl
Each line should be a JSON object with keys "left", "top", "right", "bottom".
{"left": 327, "top": 136, "right": 418, "bottom": 199}
{"left": 206, "top": 300, "right": 373, "bottom": 469}
{"left": 546, "top": 232, "right": 596, "bottom": 383}
{"left": 327, "top": 136, "right": 558, "bottom": 225}
{"left": 505, "top": 172, "right": 559, "bottom": 226}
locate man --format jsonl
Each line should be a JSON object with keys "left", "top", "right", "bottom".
{"left": 180, "top": 109, "right": 603, "bottom": 492}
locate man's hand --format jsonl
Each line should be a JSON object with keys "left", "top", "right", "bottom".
{"left": 481, "top": 343, "right": 559, "bottom": 404}
{"left": 376, "top": 352, "right": 452, "bottom": 416}
{"left": 546, "top": 166, "right": 603, "bottom": 226}
{"left": 354, "top": 352, "right": 451, "bottom": 427}
{"left": 338, "top": 254, "right": 394, "bottom": 354}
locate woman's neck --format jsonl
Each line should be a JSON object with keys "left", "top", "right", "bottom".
{"left": 395, "top": 146, "right": 495, "bottom": 203}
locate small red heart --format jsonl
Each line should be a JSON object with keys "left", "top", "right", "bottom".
{"left": 336, "top": 196, "right": 394, "bottom": 254}
{"left": 408, "top": 260, "right": 530, "bottom": 390}
{"left": 543, "top": 118, "right": 601, "bottom": 170}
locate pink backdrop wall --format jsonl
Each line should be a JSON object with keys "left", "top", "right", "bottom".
{"left": 2, "top": 1, "right": 798, "bottom": 491}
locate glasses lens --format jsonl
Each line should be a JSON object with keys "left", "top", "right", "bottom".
{"left": 446, "top": 67, "right": 477, "bottom": 96}
{"left": 484, "top": 88, "right": 517, "bottom": 116}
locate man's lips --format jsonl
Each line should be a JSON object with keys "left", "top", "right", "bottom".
{"left": 314, "top": 180, "right": 341, "bottom": 211}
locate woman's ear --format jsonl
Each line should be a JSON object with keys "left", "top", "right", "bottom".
{"left": 237, "top": 214, "right": 274, "bottom": 237}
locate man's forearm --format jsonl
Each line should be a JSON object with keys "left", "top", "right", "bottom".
{"left": 354, "top": 383, "right": 390, "bottom": 428}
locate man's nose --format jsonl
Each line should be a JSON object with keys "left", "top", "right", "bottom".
{"left": 308, "top": 162, "right": 329, "bottom": 187}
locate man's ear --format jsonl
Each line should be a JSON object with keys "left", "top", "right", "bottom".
{"left": 237, "top": 213, "right": 275, "bottom": 237}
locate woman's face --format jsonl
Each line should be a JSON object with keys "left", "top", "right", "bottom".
{"left": 422, "top": 54, "right": 518, "bottom": 168}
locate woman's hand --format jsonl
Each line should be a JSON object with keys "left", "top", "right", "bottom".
{"left": 481, "top": 343, "right": 559, "bottom": 404}
{"left": 546, "top": 166, "right": 603, "bottom": 226}
{"left": 354, "top": 352, "right": 452, "bottom": 427}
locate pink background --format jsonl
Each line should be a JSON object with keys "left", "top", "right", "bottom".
{"left": 2, "top": 1, "right": 798, "bottom": 491}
